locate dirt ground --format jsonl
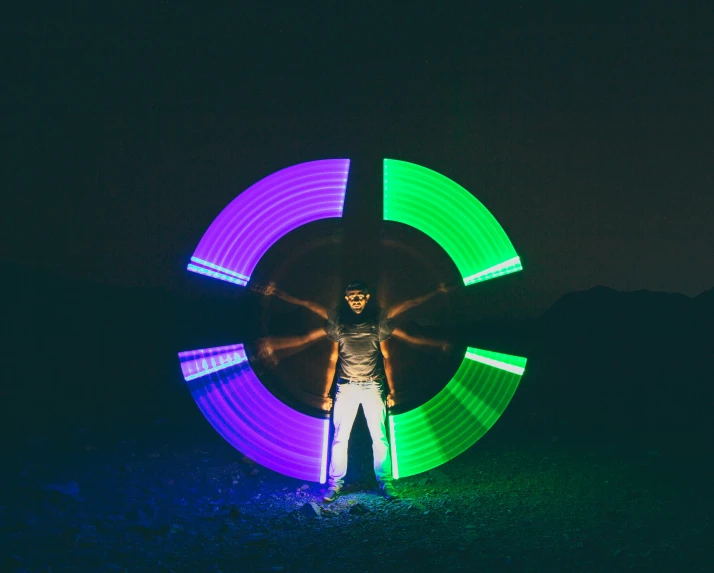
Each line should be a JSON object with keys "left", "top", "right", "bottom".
{"left": 2, "top": 421, "right": 711, "bottom": 573}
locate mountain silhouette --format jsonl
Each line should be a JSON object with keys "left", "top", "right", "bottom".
{"left": 500, "top": 285, "right": 713, "bottom": 436}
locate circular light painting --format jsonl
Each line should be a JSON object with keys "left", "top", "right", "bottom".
{"left": 178, "top": 158, "right": 527, "bottom": 483}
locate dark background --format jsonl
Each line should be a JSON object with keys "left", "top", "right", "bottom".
{"left": 2, "top": 1, "right": 713, "bottom": 448}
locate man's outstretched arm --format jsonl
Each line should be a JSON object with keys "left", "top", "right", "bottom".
{"left": 252, "top": 282, "right": 328, "bottom": 320}
{"left": 258, "top": 328, "right": 327, "bottom": 359}
{"left": 391, "top": 327, "right": 451, "bottom": 352}
{"left": 386, "top": 282, "right": 450, "bottom": 319}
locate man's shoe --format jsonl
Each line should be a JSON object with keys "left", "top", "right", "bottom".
{"left": 323, "top": 486, "right": 341, "bottom": 502}
{"left": 380, "top": 482, "right": 399, "bottom": 500}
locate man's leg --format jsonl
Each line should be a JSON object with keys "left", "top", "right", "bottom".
{"left": 328, "top": 382, "right": 361, "bottom": 490}
{"left": 361, "top": 380, "right": 393, "bottom": 485}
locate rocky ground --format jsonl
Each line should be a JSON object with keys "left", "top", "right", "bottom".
{"left": 2, "top": 420, "right": 711, "bottom": 573}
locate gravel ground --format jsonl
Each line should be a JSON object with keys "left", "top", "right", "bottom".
{"left": 2, "top": 422, "right": 711, "bottom": 573}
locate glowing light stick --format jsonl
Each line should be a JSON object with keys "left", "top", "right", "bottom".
{"left": 189, "top": 159, "right": 350, "bottom": 286}
{"left": 388, "top": 347, "right": 526, "bottom": 479}
{"left": 383, "top": 159, "right": 522, "bottom": 286}
{"left": 178, "top": 344, "right": 330, "bottom": 483}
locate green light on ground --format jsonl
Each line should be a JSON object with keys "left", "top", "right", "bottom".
{"left": 389, "top": 347, "right": 527, "bottom": 479}
{"left": 383, "top": 159, "right": 523, "bottom": 286}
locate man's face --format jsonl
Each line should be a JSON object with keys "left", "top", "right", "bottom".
{"left": 345, "top": 289, "right": 370, "bottom": 314}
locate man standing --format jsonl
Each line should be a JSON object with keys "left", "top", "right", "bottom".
{"left": 254, "top": 279, "right": 448, "bottom": 501}
{"left": 323, "top": 280, "right": 398, "bottom": 501}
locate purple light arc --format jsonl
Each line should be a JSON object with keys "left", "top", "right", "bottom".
{"left": 189, "top": 159, "right": 350, "bottom": 286}
{"left": 178, "top": 344, "right": 330, "bottom": 483}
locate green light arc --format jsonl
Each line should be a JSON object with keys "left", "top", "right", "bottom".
{"left": 383, "top": 159, "right": 528, "bottom": 478}
{"left": 389, "top": 347, "right": 527, "bottom": 479}
{"left": 383, "top": 159, "right": 523, "bottom": 286}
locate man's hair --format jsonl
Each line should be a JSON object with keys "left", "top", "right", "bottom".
{"left": 344, "top": 280, "right": 369, "bottom": 294}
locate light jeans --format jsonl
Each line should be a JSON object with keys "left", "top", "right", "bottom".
{"left": 328, "top": 378, "right": 393, "bottom": 488}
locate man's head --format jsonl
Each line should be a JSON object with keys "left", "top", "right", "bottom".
{"left": 344, "top": 280, "right": 370, "bottom": 314}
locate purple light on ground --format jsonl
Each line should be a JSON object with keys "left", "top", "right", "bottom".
{"left": 188, "top": 159, "right": 350, "bottom": 286}
{"left": 178, "top": 344, "right": 330, "bottom": 483}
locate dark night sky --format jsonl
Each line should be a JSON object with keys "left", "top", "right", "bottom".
{"left": 3, "top": 2, "right": 713, "bottom": 317}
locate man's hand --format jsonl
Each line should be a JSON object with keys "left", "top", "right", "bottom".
{"left": 386, "top": 392, "right": 396, "bottom": 408}
{"left": 256, "top": 338, "right": 277, "bottom": 365}
{"left": 438, "top": 281, "right": 459, "bottom": 295}
{"left": 321, "top": 396, "right": 333, "bottom": 411}
{"left": 251, "top": 281, "right": 277, "bottom": 296}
